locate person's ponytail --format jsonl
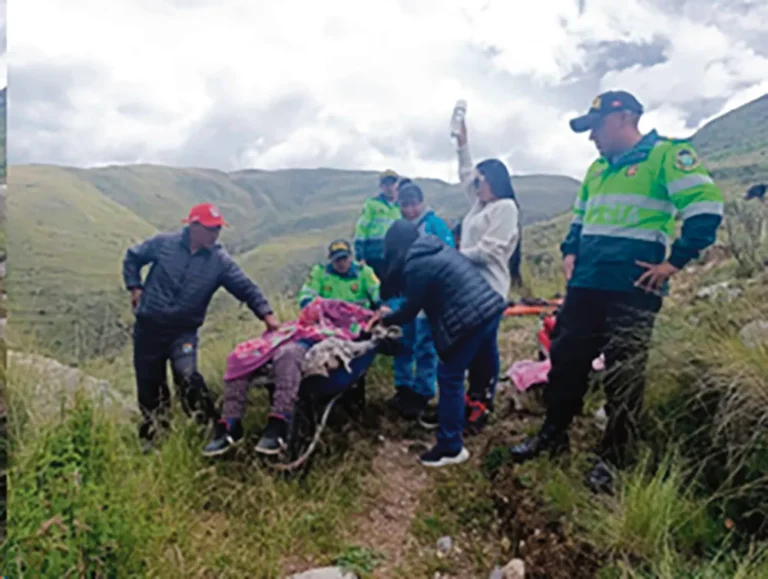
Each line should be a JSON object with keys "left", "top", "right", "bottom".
{"left": 509, "top": 231, "right": 523, "bottom": 286}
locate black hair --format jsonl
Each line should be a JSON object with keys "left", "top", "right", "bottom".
{"left": 397, "top": 177, "right": 413, "bottom": 188}
{"left": 475, "top": 158, "right": 523, "bottom": 285}
{"left": 508, "top": 242, "right": 523, "bottom": 287}
{"left": 380, "top": 219, "right": 420, "bottom": 300}
{"left": 476, "top": 158, "right": 516, "bottom": 201}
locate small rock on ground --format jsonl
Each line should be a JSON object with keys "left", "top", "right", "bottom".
{"left": 500, "top": 558, "right": 525, "bottom": 579}
{"left": 288, "top": 567, "right": 357, "bottom": 579}
{"left": 436, "top": 535, "right": 452, "bottom": 554}
{"left": 739, "top": 320, "right": 768, "bottom": 349}
{"left": 696, "top": 281, "right": 742, "bottom": 301}
{"left": 8, "top": 351, "right": 137, "bottom": 424}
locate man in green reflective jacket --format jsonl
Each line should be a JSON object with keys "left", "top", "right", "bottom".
{"left": 297, "top": 239, "right": 381, "bottom": 310}
{"left": 353, "top": 170, "right": 402, "bottom": 279}
{"left": 508, "top": 90, "right": 724, "bottom": 493}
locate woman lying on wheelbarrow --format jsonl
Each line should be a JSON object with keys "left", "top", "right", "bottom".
{"left": 203, "top": 239, "right": 384, "bottom": 457}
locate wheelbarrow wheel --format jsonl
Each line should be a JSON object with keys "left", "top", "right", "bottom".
{"left": 269, "top": 395, "right": 318, "bottom": 480}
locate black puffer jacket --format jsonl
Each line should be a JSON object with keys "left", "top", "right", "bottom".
{"left": 123, "top": 227, "right": 272, "bottom": 330}
{"left": 381, "top": 226, "right": 506, "bottom": 356}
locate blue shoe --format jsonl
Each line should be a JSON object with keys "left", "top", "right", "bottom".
{"left": 419, "top": 444, "right": 470, "bottom": 468}
{"left": 255, "top": 415, "right": 289, "bottom": 456}
{"left": 203, "top": 419, "right": 243, "bottom": 457}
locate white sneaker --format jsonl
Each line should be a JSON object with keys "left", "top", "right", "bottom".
{"left": 419, "top": 445, "right": 470, "bottom": 467}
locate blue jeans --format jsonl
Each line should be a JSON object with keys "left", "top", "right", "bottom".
{"left": 436, "top": 316, "right": 501, "bottom": 452}
{"left": 393, "top": 315, "right": 437, "bottom": 399}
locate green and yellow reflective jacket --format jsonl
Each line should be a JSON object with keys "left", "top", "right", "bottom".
{"left": 353, "top": 194, "right": 401, "bottom": 263}
{"left": 297, "top": 262, "right": 381, "bottom": 310}
{"left": 561, "top": 130, "right": 724, "bottom": 293}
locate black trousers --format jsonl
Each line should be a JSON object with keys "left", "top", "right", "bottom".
{"left": 545, "top": 287, "right": 662, "bottom": 467}
{"left": 132, "top": 321, "right": 218, "bottom": 441}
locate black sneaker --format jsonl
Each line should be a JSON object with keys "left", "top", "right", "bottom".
{"left": 203, "top": 419, "right": 244, "bottom": 457}
{"left": 387, "top": 388, "right": 408, "bottom": 412}
{"left": 255, "top": 415, "right": 288, "bottom": 456}
{"left": 586, "top": 459, "right": 614, "bottom": 495}
{"left": 389, "top": 387, "right": 429, "bottom": 420}
{"left": 140, "top": 438, "right": 157, "bottom": 455}
{"left": 418, "top": 408, "right": 439, "bottom": 430}
{"left": 508, "top": 421, "right": 570, "bottom": 464}
{"left": 419, "top": 444, "right": 470, "bottom": 468}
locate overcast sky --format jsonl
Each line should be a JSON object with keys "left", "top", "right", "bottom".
{"left": 8, "top": 0, "right": 768, "bottom": 181}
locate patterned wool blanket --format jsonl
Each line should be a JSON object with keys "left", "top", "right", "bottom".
{"left": 301, "top": 325, "right": 402, "bottom": 378}
{"left": 223, "top": 298, "right": 375, "bottom": 382}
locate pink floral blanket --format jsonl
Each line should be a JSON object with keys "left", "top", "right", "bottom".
{"left": 223, "top": 297, "right": 375, "bottom": 382}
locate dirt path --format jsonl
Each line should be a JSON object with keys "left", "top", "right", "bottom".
{"left": 351, "top": 436, "right": 431, "bottom": 577}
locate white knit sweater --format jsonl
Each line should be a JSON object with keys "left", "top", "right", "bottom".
{"left": 456, "top": 143, "right": 520, "bottom": 300}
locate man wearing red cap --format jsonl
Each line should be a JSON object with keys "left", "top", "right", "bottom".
{"left": 123, "top": 202, "right": 280, "bottom": 450}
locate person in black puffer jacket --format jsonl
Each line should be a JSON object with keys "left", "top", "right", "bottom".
{"left": 378, "top": 220, "right": 506, "bottom": 468}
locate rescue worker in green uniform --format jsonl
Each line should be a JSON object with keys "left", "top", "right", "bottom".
{"left": 353, "top": 170, "right": 402, "bottom": 279}
{"left": 508, "top": 90, "right": 724, "bottom": 493}
{"left": 298, "top": 239, "right": 381, "bottom": 309}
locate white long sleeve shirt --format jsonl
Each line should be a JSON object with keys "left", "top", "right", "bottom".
{"left": 456, "top": 143, "right": 520, "bottom": 300}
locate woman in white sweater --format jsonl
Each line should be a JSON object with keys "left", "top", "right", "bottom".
{"left": 456, "top": 121, "right": 522, "bottom": 296}
{"left": 453, "top": 118, "right": 521, "bottom": 433}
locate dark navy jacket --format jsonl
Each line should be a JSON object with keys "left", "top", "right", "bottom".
{"left": 382, "top": 235, "right": 505, "bottom": 355}
{"left": 122, "top": 227, "right": 272, "bottom": 331}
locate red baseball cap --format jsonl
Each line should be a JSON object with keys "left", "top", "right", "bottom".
{"left": 182, "top": 203, "right": 229, "bottom": 228}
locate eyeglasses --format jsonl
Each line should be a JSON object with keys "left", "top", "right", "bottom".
{"left": 472, "top": 175, "right": 485, "bottom": 190}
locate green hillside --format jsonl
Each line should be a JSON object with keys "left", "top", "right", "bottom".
{"left": 7, "top": 165, "right": 158, "bottom": 359}
{"left": 74, "top": 165, "right": 579, "bottom": 255}
{"left": 72, "top": 165, "right": 274, "bottom": 254}
{"left": 692, "top": 94, "right": 768, "bottom": 167}
{"left": 691, "top": 94, "right": 768, "bottom": 191}
{"left": 7, "top": 160, "right": 579, "bottom": 362}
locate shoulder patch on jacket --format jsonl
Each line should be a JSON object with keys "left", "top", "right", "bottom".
{"left": 674, "top": 148, "right": 700, "bottom": 172}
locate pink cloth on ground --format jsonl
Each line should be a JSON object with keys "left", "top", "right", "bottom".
{"left": 507, "top": 354, "right": 606, "bottom": 392}
{"left": 507, "top": 359, "right": 551, "bottom": 392}
{"left": 223, "top": 298, "right": 375, "bottom": 382}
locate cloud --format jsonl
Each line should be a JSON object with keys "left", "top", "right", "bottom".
{"left": 0, "top": 0, "right": 6, "bottom": 88}
{"left": 8, "top": 0, "right": 768, "bottom": 181}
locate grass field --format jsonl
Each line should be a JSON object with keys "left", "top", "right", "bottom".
{"left": 3, "top": 92, "right": 768, "bottom": 577}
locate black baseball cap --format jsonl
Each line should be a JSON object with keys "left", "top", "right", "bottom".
{"left": 569, "top": 90, "right": 644, "bottom": 133}
{"left": 398, "top": 183, "right": 424, "bottom": 205}
{"left": 328, "top": 239, "right": 352, "bottom": 260}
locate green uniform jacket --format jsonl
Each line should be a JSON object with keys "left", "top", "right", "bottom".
{"left": 353, "top": 194, "right": 401, "bottom": 263}
{"left": 561, "top": 130, "right": 724, "bottom": 294}
{"left": 297, "top": 262, "right": 381, "bottom": 309}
